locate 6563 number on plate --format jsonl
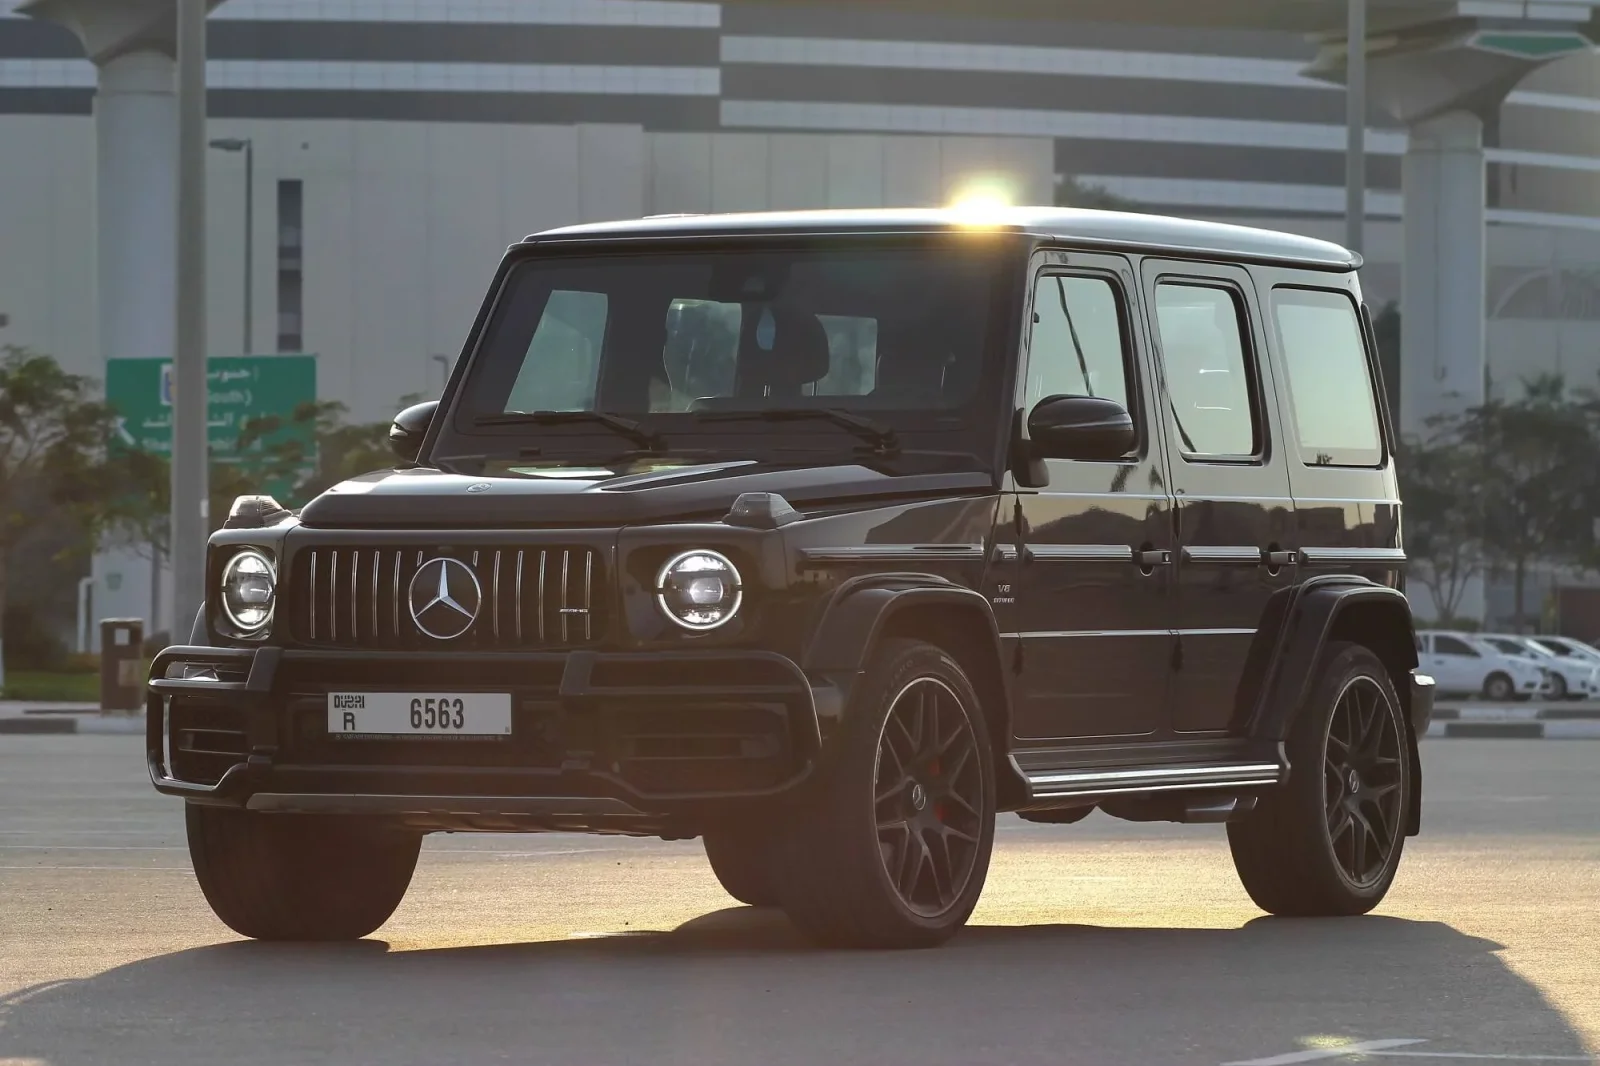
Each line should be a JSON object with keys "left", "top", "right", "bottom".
{"left": 327, "top": 692, "right": 512, "bottom": 737}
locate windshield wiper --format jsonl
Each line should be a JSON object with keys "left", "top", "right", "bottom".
{"left": 474, "top": 410, "right": 663, "bottom": 451}
{"left": 696, "top": 407, "right": 901, "bottom": 455}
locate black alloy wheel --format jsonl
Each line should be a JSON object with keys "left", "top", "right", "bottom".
{"left": 773, "top": 638, "right": 996, "bottom": 949}
{"left": 1323, "top": 675, "right": 1405, "bottom": 890}
{"left": 873, "top": 676, "right": 986, "bottom": 917}
{"left": 1228, "top": 641, "right": 1411, "bottom": 916}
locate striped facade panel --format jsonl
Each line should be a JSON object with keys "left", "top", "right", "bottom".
{"left": 0, "top": 0, "right": 1598, "bottom": 224}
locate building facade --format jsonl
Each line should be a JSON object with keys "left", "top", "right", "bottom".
{"left": 3, "top": 0, "right": 1600, "bottom": 634}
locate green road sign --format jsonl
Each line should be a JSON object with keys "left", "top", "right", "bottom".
{"left": 105, "top": 355, "right": 318, "bottom": 497}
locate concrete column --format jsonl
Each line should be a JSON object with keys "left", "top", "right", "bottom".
{"left": 95, "top": 50, "right": 178, "bottom": 365}
{"left": 1400, "top": 110, "right": 1487, "bottom": 437}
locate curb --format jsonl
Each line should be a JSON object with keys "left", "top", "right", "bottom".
{"left": 0, "top": 715, "right": 145, "bottom": 736}
{"left": 1433, "top": 706, "right": 1600, "bottom": 721}
{"left": 1426, "top": 720, "right": 1600, "bottom": 739}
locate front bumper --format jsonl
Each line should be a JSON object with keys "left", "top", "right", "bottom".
{"left": 147, "top": 645, "right": 823, "bottom": 834}
{"left": 1409, "top": 670, "right": 1436, "bottom": 734}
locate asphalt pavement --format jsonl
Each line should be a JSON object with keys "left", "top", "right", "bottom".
{"left": 0, "top": 733, "right": 1596, "bottom": 1066}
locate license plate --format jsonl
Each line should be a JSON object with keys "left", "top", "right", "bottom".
{"left": 327, "top": 692, "right": 512, "bottom": 738}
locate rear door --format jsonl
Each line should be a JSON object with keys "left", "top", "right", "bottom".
{"left": 1141, "top": 260, "right": 1296, "bottom": 735}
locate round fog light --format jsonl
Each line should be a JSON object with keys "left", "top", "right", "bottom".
{"left": 656, "top": 550, "right": 742, "bottom": 631}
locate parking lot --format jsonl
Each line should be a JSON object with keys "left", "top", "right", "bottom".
{"left": 0, "top": 732, "right": 1596, "bottom": 1066}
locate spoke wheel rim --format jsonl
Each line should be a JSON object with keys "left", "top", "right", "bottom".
{"left": 872, "top": 676, "right": 984, "bottom": 918}
{"left": 1322, "top": 675, "right": 1405, "bottom": 890}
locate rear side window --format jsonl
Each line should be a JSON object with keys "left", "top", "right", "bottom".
{"left": 1153, "top": 283, "right": 1258, "bottom": 458}
{"left": 1270, "top": 288, "right": 1383, "bottom": 467}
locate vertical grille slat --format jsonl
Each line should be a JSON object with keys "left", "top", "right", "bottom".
{"left": 537, "top": 550, "right": 547, "bottom": 643}
{"left": 295, "top": 543, "right": 603, "bottom": 650}
{"left": 515, "top": 550, "right": 524, "bottom": 643}
{"left": 308, "top": 551, "right": 319, "bottom": 641}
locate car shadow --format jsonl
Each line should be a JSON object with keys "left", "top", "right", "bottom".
{"left": 0, "top": 910, "right": 1588, "bottom": 1066}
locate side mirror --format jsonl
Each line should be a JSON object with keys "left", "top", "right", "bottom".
{"left": 389, "top": 400, "right": 439, "bottom": 465}
{"left": 1027, "top": 394, "right": 1135, "bottom": 461}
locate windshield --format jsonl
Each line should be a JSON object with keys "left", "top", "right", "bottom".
{"left": 437, "top": 240, "right": 1015, "bottom": 467}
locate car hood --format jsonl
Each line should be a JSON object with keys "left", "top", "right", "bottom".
{"left": 296, "top": 461, "right": 993, "bottom": 528}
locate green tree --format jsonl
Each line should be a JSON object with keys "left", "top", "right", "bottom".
{"left": 1397, "top": 418, "right": 1487, "bottom": 625}
{"left": 0, "top": 347, "right": 160, "bottom": 687}
{"left": 1056, "top": 176, "right": 1139, "bottom": 212}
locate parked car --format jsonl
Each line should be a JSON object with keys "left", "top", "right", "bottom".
{"left": 149, "top": 206, "right": 1432, "bottom": 949}
{"left": 1417, "top": 631, "right": 1547, "bottom": 701}
{"left": 1528, "top": 634, "right": 1600, "bottom": 676}
{"left": 1481, "top": 634, "right": 1597, "bottom": 700}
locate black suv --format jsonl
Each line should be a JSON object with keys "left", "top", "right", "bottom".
{"left": 150, "top": 207, "right": 1433, "bottom": 949}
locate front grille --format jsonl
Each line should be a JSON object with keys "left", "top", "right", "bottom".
{"left": 290, "top": 545, "right": 607, "bottom": 649}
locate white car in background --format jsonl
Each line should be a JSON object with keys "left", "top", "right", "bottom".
{"left": 1529, "top": 634, "right": 1600, "bottom": 663}
{"left": 1481, "top": 634, "right": 1598, "bottom": 701}
{"left": 1416, "top": 631, "right": 1549, "bottom": 701}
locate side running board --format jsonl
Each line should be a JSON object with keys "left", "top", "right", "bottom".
{"left": 1023, "top": 760, "right": 1284, "bottom": 801}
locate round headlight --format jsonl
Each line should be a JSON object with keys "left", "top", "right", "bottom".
{"left": 656, "top": 550, "right": 742, "bottom": 632}
{"left": 220, "top": 549, "right": 276, "bottom": 633}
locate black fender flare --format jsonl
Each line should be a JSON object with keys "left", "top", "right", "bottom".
{"left": 1245, "top": 575, "right": 1424, "bottom": 835}
{"left": 189, "top": 604, "right": 208, "bottom": 646}
{"left": 801, "top": 574, "right": 1025, "bottom": 803}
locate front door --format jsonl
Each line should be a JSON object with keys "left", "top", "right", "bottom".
{"left": 1142, "top": 260, "right": 1297, "bottom": 734}
{"left": 1010, "top": 251, "right": 1176, "bottom": 741}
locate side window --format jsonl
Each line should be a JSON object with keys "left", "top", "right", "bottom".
{"left": 1271, "top": 287, "right": 1383, "bottom": 466}
{"left": 1435, "top": 636, "right": 1478, "bottom": 657}
{"left": 815, "top": 315, "right": 878, "bottom": 396}
{"left": 1025, "top": 274, "right": 1132, "bottom": 413}
{"left": 1153, "top": 283, "right": 1258, "bottom": 459}
{"left": 660, "top": 299, "right": 741, "bottom": 412}
{"left": 504, "top": 290, "right": 607, "bottom": 413}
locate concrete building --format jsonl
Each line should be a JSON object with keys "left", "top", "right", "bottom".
{"left": 3, "top": 0, "right": 1600, "bottom": 635}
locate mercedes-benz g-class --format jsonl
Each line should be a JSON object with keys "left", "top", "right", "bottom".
{"left": 149, "top": 207, "right": 1432, "bottom": 948}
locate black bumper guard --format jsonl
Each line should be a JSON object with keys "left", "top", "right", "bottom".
{"left": 147, "top": 645, "right": 823, "bottom": 813}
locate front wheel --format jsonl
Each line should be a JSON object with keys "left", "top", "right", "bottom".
{"left": 1482, "top": 672, "right": 1515, "bottom": 701}
{"left": 703, "top": 824, "right": 782, "bottom": 907}
{"left": 1228, "top": 642, "right": 1411, "bottom": 916}
{"left": 774, "top": 639, "right": 996, "bottom": 949}
{"left": 187, "top": 804, "right": 421, "bottom": 941}
{"left": 1548, "top": 673, "right": 1569, "bottom": 701}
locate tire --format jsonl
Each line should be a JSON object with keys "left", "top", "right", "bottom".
{"left": 703, "top": 825, "right": 782, "bottom": 907}
{"left": 773, "top": 638, "right": 996, "bottom": 949}
{"left": 1548, "top": 673, "right": 1568, "bottom": 701}
{"left": 1228, "top": 641, "right": 1411, "bottom": 917}
{"left": 1482, "top": 672, "right": 1515, "bottom": 701}
{"left": 186, "top": 804, "right": 421, "bottom": 941}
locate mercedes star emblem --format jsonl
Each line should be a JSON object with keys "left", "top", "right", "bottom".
{"left": 408, "top": 557, "right": 482, "bottom": 640}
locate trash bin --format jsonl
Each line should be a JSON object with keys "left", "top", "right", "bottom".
{"left": 99, "top": 618, "right": 144, "bottom": 712}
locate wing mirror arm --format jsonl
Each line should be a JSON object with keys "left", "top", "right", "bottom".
{"left": 1010, "top": 409, "right": 1049, "bottom": 489}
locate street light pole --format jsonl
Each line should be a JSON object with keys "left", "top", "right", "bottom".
{"left": 1345, "top": 0, "right": 1367, "bottom": 255}
{"left": 209, "top": 137, "right": 253, "bottom": 354}
{"left": 173, "top": 0, "right": 209, "bottom": 639}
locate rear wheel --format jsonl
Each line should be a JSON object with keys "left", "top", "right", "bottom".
{"left": 774, "top": 639, "right": 995, "bottom": 949}
{"left": 187, "top": 804, "right": 421, "bottom": 941}
{"left": 703, "top": 824, "right": 781, "bottom": 907}
{"left": 1229, "top": 642, "right": 1410, "bottom": 916}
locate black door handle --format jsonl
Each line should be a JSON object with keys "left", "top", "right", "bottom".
{"left": 1264, "top": 550, "right": 1298, "bottom": 568}
{"left": 1137, "top": 549, "right": 1172, "bottom": 569}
